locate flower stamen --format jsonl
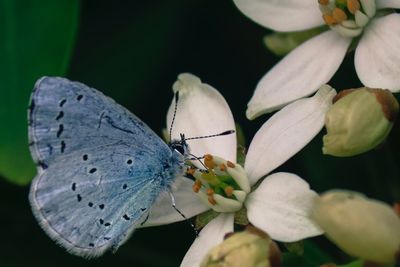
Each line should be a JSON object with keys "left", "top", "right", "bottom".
{"left": 227, "top": 161, "right": 235, "bottom": 168}
{"left": 206, "top": 188, "right": 214, "bottom": 196}
{"left": 224, "top": 186, "right": 234, "bottom": 197}
{"left": 323, "top": 14, "right": 337, "bottom": 25}
{"left": 204, "top": 154, "right": 215, "bottom": 169}
{"left": 190, "top": 154, "right": 250, "bottom": 213}
{"left": 192, "top": 180, "right": 201, "bottom": 193}
{"left": 332, "top": 8, "right": 347, "bottom": 23}
{"left": 219, "top": 163, "right": 227, "bottom": 171}
{"left": 347, "top": 0, "right": 361, "bottom": 14}
{"left": 317, "top": 0, "right": 376, "bottom": 37}
{"left": 208, "top": 196, "right": 217, "bottom": 205}
{"left": 186, "top": 167, "right": 196, "bottom": 176}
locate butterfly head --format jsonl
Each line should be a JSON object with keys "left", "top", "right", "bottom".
{"left": 170, "top": 133, "right": 189, "bottom": 157}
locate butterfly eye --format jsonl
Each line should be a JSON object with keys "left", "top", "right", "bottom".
{"left": 171, "top": 143, "right": 185, "bottom": 155}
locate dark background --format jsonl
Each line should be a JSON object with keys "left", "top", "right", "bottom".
{"left": 1, "top": 1, "right": 399, "bottom": 266}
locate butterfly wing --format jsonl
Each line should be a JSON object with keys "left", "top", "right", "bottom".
{"left": 28, "top": 77, "right": 165, "bottom": 167}
{"left": 28, "top": 77, "right": 183, "bottom": 257}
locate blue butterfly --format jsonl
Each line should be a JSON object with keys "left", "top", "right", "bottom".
{"left": 28, "top": 77, "right": 187, "bottom": 258}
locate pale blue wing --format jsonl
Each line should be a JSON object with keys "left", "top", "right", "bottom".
{"left": 28, "top": 77, "right": 167, "bottom": 168}
{"left": 28, "top": 77, "right": 184, "bottom": 257}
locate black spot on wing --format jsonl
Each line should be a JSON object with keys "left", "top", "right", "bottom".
{"left": 99, "top": 204, "right": 104, "bottom": 210}
{"left": 60, "top": 140, "right": 66, "bottom": 153}
{"left": 77, "top": 194, "right": 82, "bottom": 202}
{"left": 89, "top": 168, "right": 97, "bottom": 174}
{"left": 59, "top": 99, "right": 66, "bottom": 107}
{"left": 82, "top": 154, "right": 88, "bottom": 161}
{"left": 123, "top": 214, "right": 130, "bottom": 221}
{"left": 56, "top": 124, "right": 64, "bottom": 138}
{"left": 77, "top": 94, "right": 83, "bottom": 101}
{"left": 122, "top": 184, "right": 127, "bottom": 189}
{"left": 38, "top": 161, "right": 48, "bottom": 170}
{"left": 55, "top": 111, "right": 64, "bottom": 120}
{"left": 88, "top": 202, "right": 93, "bottom": 207}
{"left": 71, "top": 183, "right": 76, "bottom": 191}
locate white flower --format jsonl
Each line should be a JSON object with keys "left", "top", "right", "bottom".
{"left": 232, "top": 0, "right": 400, "bottom": 119}
{"left": 142, "top": 73, "right": 336, "bottom": 267}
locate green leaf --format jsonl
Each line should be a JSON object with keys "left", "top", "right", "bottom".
{"left": 303, "top": 240, "right": 333, "bottom": 265}
{"left": 0, "top": 0, "right": 80, "bottom": 185}
{"left": 282, "top": 240, "right": 333, "bottom": 267}
{"left": 263, "top": 26, "right": 327, "bottom": 56}
{"left": 284, "top": 241, "right": 305, "bottom": 256}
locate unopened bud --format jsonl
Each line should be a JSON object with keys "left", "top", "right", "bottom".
{"left": 200, "top": 226, "right": 281, "bottom": 267}
{"left": 323, "top": 88, "right": 399, "bottom": 157}
{"left": 311, "top": 190, "right": 400, "bottom": 263}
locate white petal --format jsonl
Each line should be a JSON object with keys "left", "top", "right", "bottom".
{"left": 355, "top": 14, "right": 400, "bottom": 92}
{"left": 245, "top": 172, "right": 323, "bottom": 242}
{"left": 245, "top": 85, "right": 336, "bottom": 185}
{"left": 247, "top": 31, "right": 350, "bottom": 119}
{"left": 376, "top": 0, "right": 400, "bottom": 9}
{"left": 233, "top": 0, "right": 324, "bottom": 31}
{"left": 360, "top": 0, "right": 376, "bottom": 18}
{"left": 141, "top": 176, "right": 209, "bottom": 227}
{"left": 167, "top": 73, "right": 237, "bottom": 164}
{"left": 181, "top": 213, "right": 234, "bottom": 267}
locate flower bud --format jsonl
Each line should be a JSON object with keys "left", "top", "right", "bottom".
{"left": 323, "top": 87, "right": 399, "bottom": 157}
{"left": 311, "top": 190, "right": 400, "bottom": 263}
{"left": 200, "top": 226, "right": 281, "bottom": 267}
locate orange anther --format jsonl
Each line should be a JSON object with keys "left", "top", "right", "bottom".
{"left": 204, "top": 154, "right": 215, "bottom": 169}
{"left": 192, "top": 180, "right": 202, "bottom": 193}
{"left": 192, "top": 184, "right": 200, "bottom": 193}
{"left": 186, "top": 167, "right": 196, "bottom": 176}
{"left": 227, "top": 161, "right": 235, "bottom": 168}
{"left": 347, "top": 0, "right": 360, "bottom": 14}
{"left": 225, "top": 186, "right": 234, "bottom": 197}
{"left": 323, "top": 14, "right": 337, "bottom": 25}
{"left": 219, "top": 163, "right": 227, "bottom": 172}
{"left": 206, "top": 188, "right": 214, "bottom": 196}
{"left": 208, "top": 196, "right": 217, "bottom": 205}
{"left": 332, "top": 8, "right": 347, "bottom": 23}
{"left": 204, "top": 154, "right": 213, "bottom": 161}
{"left": 318, "top": 0, "right": 329, "bottom": 5}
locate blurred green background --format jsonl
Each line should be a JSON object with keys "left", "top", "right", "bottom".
{"left": 0, "top": 1, "right": 399, "bottom": 266}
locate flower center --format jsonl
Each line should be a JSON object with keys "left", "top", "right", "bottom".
{"left": 318, "top": 0, "right": 376, "bottom": 37}
{"left": 188, "top": 154, "right": 250, "bottom": 213}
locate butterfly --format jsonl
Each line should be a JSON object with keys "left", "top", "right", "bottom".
{"left": 28, "top": 77, "right": 187, "bottom": 258}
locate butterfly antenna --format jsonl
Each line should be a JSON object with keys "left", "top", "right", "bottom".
{"left": 168, "top": 191, "right": 199, "bottom": 237}
{"left": 185, "top": 130, "right": 235, "bottom": 141}
{"left": 169, "top": 91, "right": 180, "bottom": 142}
{"left": 188, "top": 154, "right": 208, "bottom": 171}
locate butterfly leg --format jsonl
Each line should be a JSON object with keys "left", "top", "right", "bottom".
{"left": 168, "top": 191, "right": 199, "bottom": 236}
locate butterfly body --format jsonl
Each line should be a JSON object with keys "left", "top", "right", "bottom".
{"left": 28, "top": 77, "right": 184, "bottom": 257}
